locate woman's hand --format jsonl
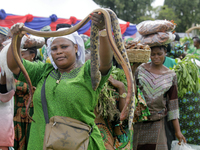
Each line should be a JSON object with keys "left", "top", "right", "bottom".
{"left": 108, "top": 75, "right": 124, "bottom": 89}
{"left": 90, "top": 12, "right": 105, "bottom": 30}
{"left": 175, "top": 131, "right": 186, "bottom": 144}
{"left": 10, "top": 23, "right": 25, "bottom": 38}
{"left": 172, "top": 119, "right": 186, "bottom": 144}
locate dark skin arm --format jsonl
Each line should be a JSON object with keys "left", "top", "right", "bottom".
{"left": 108, "top": 75, "right": 126, "bottom": 112}
{"left": 172, "top": 119, "right": 186, "bottom": 144}
{"left": 7, "top": 23, "right": 24, "bottom": 75}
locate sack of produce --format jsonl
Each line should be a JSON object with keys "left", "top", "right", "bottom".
{"left": 137, "top": 20, "right": 176, "bottom": 36}
{"left": 21, "top": 34, "right": 45, "bottom": 49}
{"left": 140, "top": 32, "right": 175, "bottom": 47}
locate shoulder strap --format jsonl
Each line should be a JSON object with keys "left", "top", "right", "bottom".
{"left": 41, "top": 79, "right": 49, "bottom": 124}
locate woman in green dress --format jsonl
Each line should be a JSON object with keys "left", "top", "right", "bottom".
{"left": 7, "top": 13, "right": 113, "bottom": 150}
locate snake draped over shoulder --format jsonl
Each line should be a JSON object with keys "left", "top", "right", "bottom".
{"left": 11, "top": 8, "right": 135, "bottom": 129}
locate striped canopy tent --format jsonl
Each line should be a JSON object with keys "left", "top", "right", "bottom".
{"left": 0, "top": 0, "right": 137, "bottom": 36}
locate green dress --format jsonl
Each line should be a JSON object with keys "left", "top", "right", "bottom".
{"left": 17, "top": 59, "right": 111, "bottom": 150}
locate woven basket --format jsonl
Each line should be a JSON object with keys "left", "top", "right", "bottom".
{"left": 126, "top": 49, "right": 151, "bottom": 63}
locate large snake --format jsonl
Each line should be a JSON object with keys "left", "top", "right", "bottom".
{"left": 11, "top": 8, "right": 135, "bottom": 128}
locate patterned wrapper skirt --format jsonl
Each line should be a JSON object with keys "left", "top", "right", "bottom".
{"left": 95, "top": 116, "right": 133, "bottom": 150}
{"left": 133, "top": 118, "right": 168, "bottom": 150}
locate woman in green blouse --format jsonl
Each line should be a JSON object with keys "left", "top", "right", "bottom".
{"left": 7, "top": 13, "right": 113, "bottom": 150}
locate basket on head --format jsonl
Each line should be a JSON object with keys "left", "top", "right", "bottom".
{"left": 126, "top": 48, "right": 151, "bottom": 63}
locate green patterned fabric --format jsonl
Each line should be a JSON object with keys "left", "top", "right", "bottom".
{"left": 133, "top": 87, "right": 151, "bottom": 123}
{"left": 168, "top": 43, "right": 184, "bottom": 59}
{"left": 17, "top": 59, "right": 111, "bottom": 150}
{"left": 14, "top": 80, "right": 34, "bottom": 150}
{"left": 179, "top": 90, "right": 200, "bottom": 145}
{"left": 136, "top": 87, "right": 151, "bottom": 122}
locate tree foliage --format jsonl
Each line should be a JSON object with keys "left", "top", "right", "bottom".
{"left": 93, "top": 0, "right": 155, "bottom": 24}
{"left": 155, "top": 5, "right": 181, "bottom": 29}
{"left": 93, "top": 0, "right": 199, "bottom": 32}
{"left": 164, "top": 0, "right": 200, "bottom": 32}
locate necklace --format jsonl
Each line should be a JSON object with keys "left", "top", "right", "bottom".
{"left": 56, "top": 73, "right": 63, "bottom": 84}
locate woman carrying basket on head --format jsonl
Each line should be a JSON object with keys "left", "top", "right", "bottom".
{"left": 6, "top": 12, "right": 113, "bottom": 150}
{"left": 131, "top": 45, "right": 186, "bottom": 150}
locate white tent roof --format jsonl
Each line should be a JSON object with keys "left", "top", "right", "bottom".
{"left": 2, "top": 0, "right": 127, "bottom": 24}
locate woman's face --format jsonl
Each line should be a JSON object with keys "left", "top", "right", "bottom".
{"left": 21, "top": 50, "right": 35, "bottom": 62}
{"left": 150, "top": 47, "right": 165, "bottom": 66}
{"left": 51, "top": 37, "right": 78, "bottom": 69}
{"left": 193, "top": 39, "right": 199, "bottom": 48}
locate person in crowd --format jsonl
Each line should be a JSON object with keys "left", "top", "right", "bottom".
{"left": 187, "top": 36, "right": 200, "bottom": 61}
{"left": 149, "top": 44, "right": 176, "bottom": 69}
{"left": 94, "top": 75, "right": 130, "bottom": 149}
{"left": 0, "top": 31, "right": 15, "bottom": 150}
{"left": 0, "top": 35, "right": 44, "bottom": 150}
{"left": 7, "top": 12, "right": 113, "bottom": 150}
{"left": 13, "top": 36, "right": 44, "bottom": 150}
{"left": 132, "top": 45, "right": 186, "bottom": 150}
{"left": 168, "top": 33, "right": 186, "bottom": 60}
{"left": 38, "top": 25, "right": 52, "bottom": 63}
{"left": 163, "top": 47, "right": 177, "bottom": 69}
{"left": 193, "top": 36, "right": 200, "bottom": 50}
{"left": 84, "top": 46, "right": 132, "bottom": 149}
{"left": 21, "top": 47, "right": 38, "bottom": 62}
{"left": 56, "top": 23, "right": 71, "bottom": 30}
{"left": 0, "top": 28, "right": 15, "bottom": 150}
{"left": 0, "top": 26, "right": 9, "bottom": 50}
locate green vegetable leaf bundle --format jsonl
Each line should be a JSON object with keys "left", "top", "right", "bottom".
{"left": 96, "top": 66, "right": 127, "bottom": 121}
{"left": 172, "top": 54, "right": 200, "bottom": 98}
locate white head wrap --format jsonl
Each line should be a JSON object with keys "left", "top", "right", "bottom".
{"left": 47, "top": 28, "right": 85, "bottom": 69}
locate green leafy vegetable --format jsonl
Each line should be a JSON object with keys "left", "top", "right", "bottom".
{"left": 96, "top": 66, "right": 127, "bottom": 121}
{"left": 172, "top": 54, "right": 200, "bottom": 98}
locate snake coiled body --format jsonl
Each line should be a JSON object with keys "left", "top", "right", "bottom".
{"left": 11, "top": 8, "right": 135, "bottom": 128}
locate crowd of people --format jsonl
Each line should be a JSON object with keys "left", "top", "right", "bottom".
{"left": 0, "top": 11, "right": 199, "bottom": 150}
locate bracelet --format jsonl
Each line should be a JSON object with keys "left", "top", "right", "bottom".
{"left": 119, "top": 93, "right": 127, "bottom": 98}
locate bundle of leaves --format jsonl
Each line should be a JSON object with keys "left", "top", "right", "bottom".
{"left": 95, "top": 66, "right": 127, "bottom": 121}
{"left": 180, "top": 37, "right": 193, "bottom": 46}
{"left": 171, "top": 54, "right": 200, "bottom": 98}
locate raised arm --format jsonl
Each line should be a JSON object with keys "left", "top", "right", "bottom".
{"left": 7, "top": 23, "right": 25, "bottom": 75}
{"left": 99, "top": 29, "right": 113, "bottom": 75}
